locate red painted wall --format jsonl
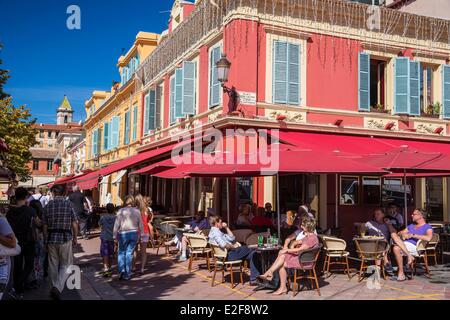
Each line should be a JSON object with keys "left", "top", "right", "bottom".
{"left": 163, "top": 75, "right": 171, "bottom": 129}
{"left": 183, "top": 4, "right": 195, "bottom": 19}
{"left": 307, "top": 34, "right": 361, "bottom": 111}
{"left": 223, "top": 19, "right": 259, "bottom": 116}
{"left": 198, "top": 45, "right": 209, "bottom": 114}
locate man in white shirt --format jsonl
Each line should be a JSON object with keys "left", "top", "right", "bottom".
{"left": 208, "top": 215, "right": 261, "bottom": 285}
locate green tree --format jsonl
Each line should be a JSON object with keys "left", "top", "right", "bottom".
{"left": 0, "top": 97, "right": 37, "bottom": 182}
{"left": 0, "top": 43, "right": 10, "bottom": 99}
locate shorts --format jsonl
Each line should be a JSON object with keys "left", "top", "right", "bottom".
{"left": 100, "top": 239, "right": 115, "bottom": 257}
{"left": 401, "top": 241, "right": 418, "bottom": 256}
{"left": 140, "top": 234, "right": 150, "bottom": 243}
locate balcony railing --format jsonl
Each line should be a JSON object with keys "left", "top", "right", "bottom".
{"left": 137, "top": 0, "right": 450, "bottom": 88}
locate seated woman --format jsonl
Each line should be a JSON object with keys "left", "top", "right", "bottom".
{"left": 258, "top": 217, "right": 319, "bottom": 295}
{"left": 235, "top": 204, "right": 253, "bottom": 229}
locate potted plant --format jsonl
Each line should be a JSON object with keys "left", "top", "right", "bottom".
{"left": 423, "top": 102, "right": 441, "bottom": 118}
{"left": 370, "top": 104, "right": 387, "bottom": 113}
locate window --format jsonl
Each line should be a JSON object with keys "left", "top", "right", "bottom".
{"left": 169, "top": 76, "right": 176, "bottom": 125}
{"left": 359, "top": 53, "right": 388, "bottom": 112}
{"left": 64, "top": 115, "right": 68, "bottom": 124}
{"left": 273, "top": 40, "right": 301, "bottom": 105}
{"left": 48, "top": 131, "right": 52, "bottom": 138}
{"left": 103, "top": 122, "right": 109, "bottom": 151}
{"left": 420, "top": 65, "right": 435, "bottom": 114}
{"left": 132, "top": 105, "right": 138, "bottom": 141}
{"left": 340, "top": 176, "right": 359, "bottom": 205}
{"left": 32, "top": 160, "right": 39, "bottom": 171}
{"left": 155, "top": 85, "right": 163, "bottom": 130}
{"left": 124, "top": 110, "right": 130, "bottom": 145}
{"left": 442, "top": 64, "right": 450, "bottom": 119}
{"left": 143, "top": 93, "right": 150, "bottom": 134}
{"left": 47, "top": 160, "right": 53, "bottom": 171}
{"left": 362, "top": 177, "right": 381, "bottom": 205}
{"left": 39, "top": 130, "right": 44, "bottom": 138}
{"left": 393, "top": 57, "right": 420, "bottom": 116}
{"left": 209, "top": 45, "right": 222, "bottom": 108}
{"left": 110, "top": 116, "right": 120, "bottom": 148}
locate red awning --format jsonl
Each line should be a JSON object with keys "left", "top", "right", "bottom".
{"left": 74, "top": 139, "right": 194, "bottom": 190}
{"left": 48, "top": 175, "right": 75, "bottom": 188}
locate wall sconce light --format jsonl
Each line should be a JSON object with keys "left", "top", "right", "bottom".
{"left": 385, "top": 122, "right": 395, "bottom": 131}
{"left": 434, "top": 127, "right": 444, "bottom": 135}
{"left": 334, "top": 119, "right": 343, "bottom": 127}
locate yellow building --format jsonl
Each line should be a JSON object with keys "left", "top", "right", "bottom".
{"left": 84, "top": 32, "right": 159, "bottom": 205}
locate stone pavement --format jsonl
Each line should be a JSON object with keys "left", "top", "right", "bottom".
{"left": 23, "top": 234, "right": 450, "bottom": 301}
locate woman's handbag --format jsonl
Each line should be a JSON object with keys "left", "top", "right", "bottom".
{"left": 0, "top": 243, "right": 21, "bottom": 257}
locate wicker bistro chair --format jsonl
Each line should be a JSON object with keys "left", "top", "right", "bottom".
{"left": 425, "top": 233, "right": 440, "bottom": 266}
{"left": 354, "top": 238, "right": 389, "bottom": 282}
{"left": 321, "top": 236, "right": 351, "bottom": 278}
{"left": 411, "top": 239, "right": 433, "bottom": 279}
{"left": 210, "top": 244, "right": 244, "bottom": 289}
{"left": 185, "top": 234, "right": 212, "bottom": 272}
{"left": 156, "top": 220, "right": 182, "bottom": 255}
{"left": 288, "top": 244, "right": 323, "bottom": 297}
{"left": 233, "top": 229, "right": 254, "bottom": 244}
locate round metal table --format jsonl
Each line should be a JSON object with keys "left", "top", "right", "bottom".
{"left": 249, "top": 244, "right": 281, "bottom": 274}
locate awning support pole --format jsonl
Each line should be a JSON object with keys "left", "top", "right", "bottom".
{"left": 277, "top": 173, "right": 281, "bottom": 237}
{"left": 226, "top": 178, "right": 230, "bottom": 224}
{"left": 404, "top": 169, "right": 408, "bottom": 226}
{"left": 335, "top": 174, "right": 339, "bottom": 228}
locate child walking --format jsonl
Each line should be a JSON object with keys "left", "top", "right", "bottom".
{"left": 99, "top": 203, "right": 116, "bottom": 277}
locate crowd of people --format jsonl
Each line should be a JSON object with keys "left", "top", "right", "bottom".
{"left": 0, "top": 183, "right": 437, "bottom": 299}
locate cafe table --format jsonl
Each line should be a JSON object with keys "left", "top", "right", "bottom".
{"left": 248, "top": 244, "right": 281, "bottom": 274}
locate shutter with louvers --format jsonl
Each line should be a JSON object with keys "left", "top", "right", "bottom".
{"left": 409, "top": 61, "right": 420, "bottom": 116}
{"left": 443, "top": 65, "right": 450, "bottom": 119}
{"left": 97, "top": 128, "right": 102, "bottom": 155}
{"left": 273, "top": 41, "right": 288, "bottom": 103}
{"left": 394, "top": 57, "right": 410, "bottom": 114}
{"left": 124, "top": 111, "right": 130, "bottom": 145}
{"left": 358, "top": 52, "right": 370, "bottom": 111}
{"left": 170, "top": 77, "right": 176, "bottom": 124}
{"left": 92, "top": 129, "right": 98, "bottom": 156}
{"left": 109, "top": 119, "right": 113, "bottom": 149}
{"left": 104, "top": 122, "right": 109, "bottom": 151}
{"left": 132, "top": 106, "right": 138, "bottom": 141}
{"left": 209, "top": 46, "right": 221, "bottom": 108}
{"left": 149, "top": 90, "right": 156, "bottom": 130}
{"left": 155, "top": 86, "right": 162, "bottom": 129}
{"left": 287, "top": 43, "right": 300, "bottom": 105}
{"left": 175, "top": 68, "right": 183, "bottom": 118}
{"left": 111, "top": 116, "right": 119, "bottom": 148}
{"left": 182, "top": 61, "right": 196, "bottom": 115}
{"left": 143, "top": 93, "right": 150, "bottom": 134}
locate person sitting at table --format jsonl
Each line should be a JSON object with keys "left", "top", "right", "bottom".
{"left": 252, "top": 207, "right": 274, "bottom": 233}
{"left": 235, "top": 204, "right": 253, "bottom": 229}
{"left": 365, "top": 208, "right": 397, "bottom": 275}
{"left": 258, "top": 217, "right": 319, "bottom": 295}
{"left": 264, "top": 202, "right": 275, "bottom": 220}
{"left": 387, "top": 203, "right": 405, "bottom": 231}
{"left": 282, "top": 214, "right": 317, "bottom": 250}
{"left": 298, "top": 204, "right": 314, "bottom": 219}
{"left": 209, "top": 215, "right": 261, "bottom": 286}
{"left": 391, "top": 209, "right": 433, "bottom": 282}
{"left": 165, "top": 211, "right": 209, "bottom": 262}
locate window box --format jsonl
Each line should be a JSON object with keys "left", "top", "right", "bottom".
{"left": 370, "top": 105, "right": 389, "bottom": 114}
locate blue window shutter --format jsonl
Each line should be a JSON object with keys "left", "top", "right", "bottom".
{"left": 409, "top": 61, "right": 420, "bottom": 116}
{"left": 92, "top": 129, "right": 98, "bottom": 156}
{"left": 182, "top": 61, "right": 196, "bottom": 115}
{"left": 273, "top": 41, "right": 288, "bottom": 104}
{"left": 358, "top": 52, "right": 370, "bottom": 111}
{"left": 132, "top": 105, "right": 138, "bottom": 141}
{"left": 143, "top": 94, "right": 150, "bottom": 134}
{"left": 209, "top": 46, "right": 221, "bottom": 108}
{"left": 111, "top": 116, "right": 119, "bottom": 148}
{"left": 170, "top": 77, "right": 176, "bottom": 124}
{"left": 394, "top": 57, "right": 410, "bottom": 114}
{"left": 175, "top": 68, "right": 184, "bottom": 118}
{"left": 155, "top": 86, "right": 162, "bottom": 129}
{"left": 104, "top": 122, "right": 109, "bottom": 151}
{"left": 124, "top": 111, "right": 130, "bottom": 145}
{"left": 287, "top": 43, "right": 300, "bottom": 105}
{"left": 149, "top": 90, "right": 156, "bottom": 130}
{"left": 443, "top": 65, "right": 450, "bottom": 119}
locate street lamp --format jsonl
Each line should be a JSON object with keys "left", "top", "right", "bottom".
{"left": 216, "top": 54, "right": 239, "bottom": 114}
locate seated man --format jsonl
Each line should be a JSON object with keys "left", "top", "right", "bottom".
{"left": 252, "top": 207, "right": 274, "bottom": 233}
{"left": 209, "top": 215, "right": 261, "bottom": 286}
{"left": 165, "top": 211, "right": 209, "bottom": 262}
{"left": 365, "top": 208, "right": 396, "bottom": 274}
{"left": 391, "top": 209, "right": 433, "bottom": 281}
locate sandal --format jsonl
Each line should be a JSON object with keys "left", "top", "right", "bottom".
{"left": 258, "top": 274, "right": 273, "bottom": 282}
{"left": 391, "top": 275, "right": 406, "bottom": 282}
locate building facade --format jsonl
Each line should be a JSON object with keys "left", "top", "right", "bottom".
{"left": 386, "top": 0, "right": 450, "bottom": 20}
{"left": 23, "top": 96, "right": 83, "bottom": 188}
{"left": 84, "top": 32, "right": 160, "bottom": 205}
{"left": 79, "top": 0, "right": 450, "bottom": 240}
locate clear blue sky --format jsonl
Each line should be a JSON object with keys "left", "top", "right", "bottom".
{"left": 0, "top": 0, "right": 172, "bottom": 124}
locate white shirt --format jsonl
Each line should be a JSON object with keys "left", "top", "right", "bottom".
{"left": 295, "top": 229, "right": 318, "bottom": 241}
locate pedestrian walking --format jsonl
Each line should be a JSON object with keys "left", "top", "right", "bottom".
{"left": 0, "top": 212, "right": 17, "bottom": 300}
{"left": 68, "top": 185, "right": 89, "bottom": 239}
{"left": 42, "top": 184, "right": 78, "bottom": 300}
{"left": 28, "top": 200, "right": 46, "bottom": 287}
{"left": 6, "top": 187, "right": 36, "bottom": 298}
{"left": 99, "top": 203, "right": 116, "bottom": 277}
{"left": 135, "top": 194, "right": 151, "bottom": 274}
{"left": 113, "top": 195, "right": 143, "bottom": 281}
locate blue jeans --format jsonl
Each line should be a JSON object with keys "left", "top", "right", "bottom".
{"left": 117, "top": 231, "right": 138, "bottom": 277}
{"left": 227, "top": 246, "right": 261, "bottom": 281}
